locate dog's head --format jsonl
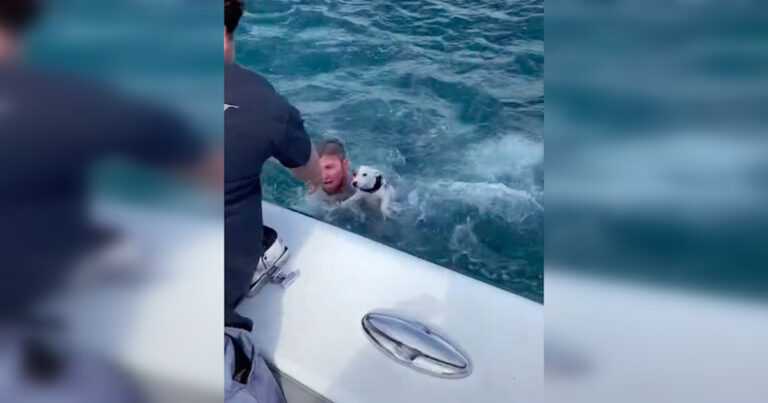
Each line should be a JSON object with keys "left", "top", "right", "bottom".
{"left": 352, "top": 165, "right": 384, "bottom": 192}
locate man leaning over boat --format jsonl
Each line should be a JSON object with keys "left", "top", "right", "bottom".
{"left": 224, "top": 1, "right": 323, "bottom": 402}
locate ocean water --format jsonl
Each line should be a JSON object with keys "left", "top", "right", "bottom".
{"left": 239, "top": 0, "right": 544, "bottom": 302}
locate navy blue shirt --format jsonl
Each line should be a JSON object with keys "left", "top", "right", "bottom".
{"left": 225, "top": 63, "right": 310, "bottom": 327}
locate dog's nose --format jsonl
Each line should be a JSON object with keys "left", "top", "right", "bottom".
{"left": 352, "top": 181, "right": 357, "bottom": 187}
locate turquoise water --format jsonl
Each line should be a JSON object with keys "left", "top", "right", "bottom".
{"left": 239, "top": 0, "right": 544, "bottom": 302}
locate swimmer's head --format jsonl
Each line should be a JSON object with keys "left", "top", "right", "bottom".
{"left": 317, "top": 138, "right": 351, "bottom": 195}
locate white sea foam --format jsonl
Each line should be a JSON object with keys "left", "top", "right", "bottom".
{"left": 406, "top": 180, "right": 542, "bottom": 225}
{"left": 466, "top": 134, "right": 543, "bottom": 189}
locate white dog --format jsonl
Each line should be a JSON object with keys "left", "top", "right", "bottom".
{"left": 343, "top": 165, "right": 397, "bottom": 218}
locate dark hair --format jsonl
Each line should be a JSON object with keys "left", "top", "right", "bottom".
{"left": 317, "top": 138, "right": 347, "bottom": 160}
{"left": 0, "top": 0, "right": 41, "bottom": 33}
{"left": 225, "top": 0, "right": 244, "bottom": 36}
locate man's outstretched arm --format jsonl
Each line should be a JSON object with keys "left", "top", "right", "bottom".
{"left": 290, "top": 146, "right": 322, "bottom": 193}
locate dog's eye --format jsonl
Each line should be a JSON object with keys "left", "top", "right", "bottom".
{"left": 362, "top": 173, "right": 368, "bottom": 177}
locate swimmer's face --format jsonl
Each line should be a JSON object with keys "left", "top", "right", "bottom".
{"left": 319, "top": 155, "right": 349, "bottom": 194}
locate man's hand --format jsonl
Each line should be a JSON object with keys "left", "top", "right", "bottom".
{"left": 290, "top": 146, "right": 323, "bottom": 192}
{"left": 307, "top": 182, "right": 319, "bottom": 194}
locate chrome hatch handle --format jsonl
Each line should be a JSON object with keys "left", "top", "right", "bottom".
{"left": 361, "top": 312, "right": 472, "bottom": 379}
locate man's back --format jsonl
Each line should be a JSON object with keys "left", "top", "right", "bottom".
{"left": 224, "top": 63, "right": 311, "bottom": 329}
{"left": 225, "top": 64, "right": 309, "bottom": 211}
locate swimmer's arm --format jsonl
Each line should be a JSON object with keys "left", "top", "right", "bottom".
{"left": 340, "top": 191, "right": 363, "bottom": 207}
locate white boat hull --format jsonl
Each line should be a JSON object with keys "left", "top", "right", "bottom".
{"left": 238, "top": 202, "right": 543, "bottom": 403}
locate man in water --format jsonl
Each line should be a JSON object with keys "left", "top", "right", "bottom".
{"left": 225, "top": 0, "right": 322, "bottom": 331}
{"left": 312, "top": 138, "right": 356, "bottom": 205}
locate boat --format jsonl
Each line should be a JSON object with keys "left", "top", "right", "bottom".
{"left": 52, "top": 201, "right": 542, "bottom": 403}
{"left": 238, "top": 202, "right": 543, "bottom": 403}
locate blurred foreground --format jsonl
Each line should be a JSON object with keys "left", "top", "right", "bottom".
{"left": 1, "top": 1, "right": 222, "bottom": 402}
{"left": 546, "top": 1, "right": 768, "bottom": 402}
